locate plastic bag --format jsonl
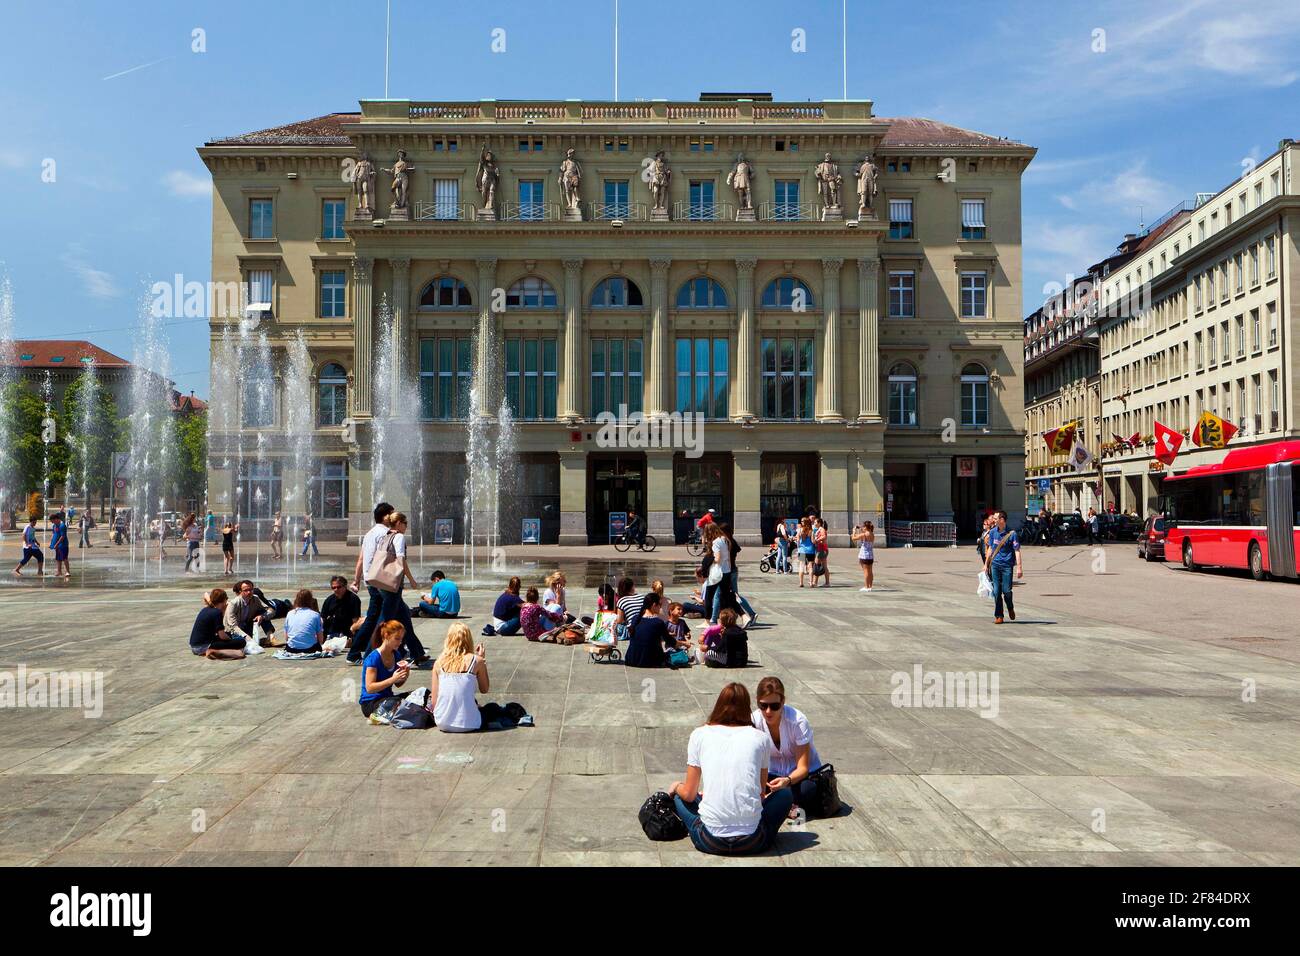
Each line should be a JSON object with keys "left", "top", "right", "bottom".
{"left": 244, "top": 625, "right": 265, "bottom": 655}
{"left": 976, "top": 570, "right": 993, "bottom": 600}
{"left": 322, "top": 636, "right": 348, "bottom": 656}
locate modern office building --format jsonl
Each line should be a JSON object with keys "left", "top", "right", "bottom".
{"left": 199, "top": 95, "right": 1034, "bottom": 543}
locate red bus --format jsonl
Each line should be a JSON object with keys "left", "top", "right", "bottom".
{"left": 1162, "top": 440, "right": 1300, "bottom": 581}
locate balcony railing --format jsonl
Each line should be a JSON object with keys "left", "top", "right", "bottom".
{"left": 760, "top": 201, "right": 819, "bottom": 222}
{"left": 589, "top": 200, "right": 649, "bottom": 221}
{"left": 413, "top": 200, "right": 479, "bottom": 222}
{"left": 501, "top": 201, "right": 562, "bottom": 222}
{"left": 673, "top": 200, "right": 737, "bottom": 222}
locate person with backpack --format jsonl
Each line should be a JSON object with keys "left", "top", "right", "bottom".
{"left": 984, "top": 510, "right": 1023, "bottom": 625}
{"left": 666, "top": 682, "right": 793, "bottom": 856}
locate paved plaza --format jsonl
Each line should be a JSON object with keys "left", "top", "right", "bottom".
{"left": 2, "top": 541, "right": 1299, "bottom": 866}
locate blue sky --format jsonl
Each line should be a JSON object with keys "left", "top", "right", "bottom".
{"left": 1, "top": 0, "right": 1298, "bottom": 397}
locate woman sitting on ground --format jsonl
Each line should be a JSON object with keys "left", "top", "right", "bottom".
{"left": 542, "top": 571, "right": 573, "bottom": 623}
{"left": 359, "top": 620, "right": 412, "bottom": 719}
{"left": 751, "top": 676, "right": 827, "bottom": 817}
{"left": 430, "top": 622, "right": 522, "bottom": 732}
{"left": 704, "top": 609, "right": 749, "bottom": 668}
{"left": 189, "top": 588, "right": 246, "bottom": 659}
{"left": 283, "top": 588, "right": 325, "bottom": 654}
{"left": 666, "top": 682, "right": 793, "bottom": 855}
{"left": 488, "top": 576, "right": 524, "bottom": 635}
{"left": 624, "top": 591, "right": 675, "bottom": 667}
{"left": 614, "top": 576, "right": 647, "bottom": 631}
{"left": 520, "top": 586, "right": 558, "bottom": 642}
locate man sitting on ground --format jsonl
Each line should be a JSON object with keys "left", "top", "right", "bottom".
{"left": 224, "top": 579, "right": 277, "bottom": 646}
{"left": 321, "top": 575, "right": 362, "bottom": 644}
{"left": 415, "top": 569, "right": 461, "bottom": 618}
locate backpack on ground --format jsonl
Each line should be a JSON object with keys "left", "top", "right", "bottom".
{"left": 638, "top": 791, "right": 687, "bottom": 841}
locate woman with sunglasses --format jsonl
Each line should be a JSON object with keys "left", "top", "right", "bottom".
{"left": 751, "top": 676, "right": 826, "bottom": 816}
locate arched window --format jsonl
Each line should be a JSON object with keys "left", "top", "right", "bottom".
{"left": 418, "top": 276, "right": 473, "bottom": 309}
{"left": 590, "top": 276, "right": 643, "bottom": 308}
{"left": 675, "top": 276, "right": 729, "bottom": 309}
{"left": 318, "top": 362, "right": 348, "bottom": 426}
{"left": 506, "top": 276, "right": 558, "bottom": 309}
{"left": 761, "top": 277, "right": 815, "bottom": 309}
{"left": 960, "top": 362, "right": 989, "bottom": 427}
{"left": 887, "top": 362, "right": 918, "bottom": 427}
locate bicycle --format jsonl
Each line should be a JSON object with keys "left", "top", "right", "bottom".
{"left": 613, "top": 532, "right": 657, "bottom": 553}
{"left": 685, "top": 529, "right": 706, "bottom": 557}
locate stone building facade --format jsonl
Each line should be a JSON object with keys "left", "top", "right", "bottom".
{"left": 199, "top": 96, "right": 1033, "bottom": 543}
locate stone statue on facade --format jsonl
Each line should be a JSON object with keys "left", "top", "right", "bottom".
{"left": 382, "top": 149, "right": 415, "bottom": 218}
{"left": 854, "top": 154, "right": 880, "bottom": 218}
{"left": 647, "top": 150, "right": 671, "bottom": 219}
{"left": 727, "top": 153, "right": 756, "bottom": 220}
{"left": 475, "top": 145, "right": 500, "bottom": 220}
{"left": 353, "top": 153, "right": 377, "bottom": 218}
{"left": 558, "top": 148, "right": 583, "bottom": 220}
{"left": 814, "top": 153, "right": 843, "bottom": 218}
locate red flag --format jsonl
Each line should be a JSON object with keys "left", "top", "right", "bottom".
{"left": 1153, "top": 420, "right": 1183, "bottom": 465}
{"left": 1192, "top": 411, "right": 1238, "bottom": 449}
{"left": 1111, "top": 431, "right": 1141, "bottom": 450}
{"left": 1041, "top": 422, "right": 1077, "bottom": 456}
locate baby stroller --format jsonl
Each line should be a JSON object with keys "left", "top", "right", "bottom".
{"left": 759, "top": 542, "right": 781, "bottom": 573}
{"left": 586, "top": 610, "right": 623, "bottom": 663}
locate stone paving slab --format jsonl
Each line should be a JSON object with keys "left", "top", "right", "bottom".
{"left": 1, "top": 544, "right": 1299, "bottom": 866}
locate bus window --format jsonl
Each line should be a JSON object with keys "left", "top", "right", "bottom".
{"left": 1294, "top": 463, "right": 1300, "bottom": 526}
{"left": 1246, "top": 472, "right": 1265, "bottom": 526}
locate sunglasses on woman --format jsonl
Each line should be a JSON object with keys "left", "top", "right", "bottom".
{"left": 758, "top": 700, "right": 783, "bottom": 712}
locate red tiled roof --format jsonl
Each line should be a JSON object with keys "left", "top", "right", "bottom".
{"left": 173, "top": 391, "right": 209, "bottom": 413}
{"left": 1134, "top": 209, "right": 1191, "bottom": 254}
{"left": 5, "top": 340, "right": 130, "bottom": 369}
{"left": 878, "top": 117, "right": 1023, "bottom": 149}
{"left": 208, "top": 111, "right": 1025, "bottom": 150}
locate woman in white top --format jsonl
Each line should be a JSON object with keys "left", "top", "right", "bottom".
{"left": 751, "top": 676, "right": 828, "bottom": 817}
{"left": 429, "top": 622, "right": 517, "bottom": 732}
{"left": 666, "top": 682, "right": 793, "bottom": 855}
{"left": 542, "top": 570, "right": 572, "bottom": 623}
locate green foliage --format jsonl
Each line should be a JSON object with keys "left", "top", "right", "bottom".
{"left": 0, "top": 380, "right": 69, "bottom": 502}
{"left": 62, "top": 373, "right": 125, "bottom": 496}
{"left": 171, "top": 410, "right": 208, "bottom": 503}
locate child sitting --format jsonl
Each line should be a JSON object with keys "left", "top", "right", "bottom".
{"left": 703, "top": 608, "right": 749, "bottom": 668}
{"left": 520, "top": 586, "right": 555, "bottom": 642}
{"left": 667, "top": 602, "right": 692, "bottom": 649}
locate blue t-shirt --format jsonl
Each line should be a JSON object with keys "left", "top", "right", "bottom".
{"left": 359, "top": 648, "right": 403, "bottom": 703}
{"left": 492, "top": 592, "right": 523, "bottom": 621}
{"left": 986, "top": 527, "right": 1020, "bottom": 567}
{"left": 284, "top": 608, "right": 324, "bottom": 650}
{"left": 50, "top": 524, "right": 68, "bottom": 551}
{"left": 428, "top": 579, "right": 461, "bottom": 616}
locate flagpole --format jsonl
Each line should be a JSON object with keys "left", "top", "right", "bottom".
{"left": 842, "top": 0, "right": 848, "bottom": 100}
{"left": 384, "top": 0, "right": 391, "bottom": 98}
{"left": 613, "top": 0, "right": 620, "bottom": 102}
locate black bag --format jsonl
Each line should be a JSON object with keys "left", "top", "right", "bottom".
{"left": 802, "top": 764, "right": 841, "bottom": 818}
{"left": 638, "top": 791, "right": 687, "bottom": 841}
{"left": 390, "top": 696, "right": 433, "bottom": 730}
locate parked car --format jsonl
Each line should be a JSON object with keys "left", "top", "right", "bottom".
{"left": 1102, "top": 513, "right": 1141, "bottom": 542}
{"left": 1137, "top": 515, "right": 1170, "bottom": 561}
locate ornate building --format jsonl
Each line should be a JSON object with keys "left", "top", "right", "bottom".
{"left": 199, "top": 95, "right": 1034, "bottom": 543}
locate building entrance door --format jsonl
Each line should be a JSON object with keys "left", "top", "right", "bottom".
{"left": 588, "top": 454, "right": 645, "bottom": 543}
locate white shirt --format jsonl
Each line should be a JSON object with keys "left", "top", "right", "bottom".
{"left": 686, "top": 724, "right": 770, "bottom": 838}
{"left": 711, "top": 537, "right": 732, "bottom": 575}
{"left": 360, "top": 523, "right": 389, "bottom": 573}
{"left": 433, "top": 657, "right": 481, "bottom": 732}
{"left": 751, "top": 704, "right": 821, "bottom": 778}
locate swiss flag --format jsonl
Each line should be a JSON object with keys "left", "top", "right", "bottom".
{"left": 1153, "top": 420, "right": 1183, "bottom": 465}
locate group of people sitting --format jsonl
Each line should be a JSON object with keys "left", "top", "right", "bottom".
{"left": 591, "top": 576, "right": 751, "bottom": 669}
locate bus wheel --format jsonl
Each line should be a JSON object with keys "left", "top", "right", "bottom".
{"left": 1249, "top": 542, "right": 1268, "bottom": 581}
{"left": 1182, "top": 540, "right": 1198, "bottom": 571}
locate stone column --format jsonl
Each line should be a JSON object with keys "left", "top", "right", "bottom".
{"left": 925, "top": 456, "right": 954, "bottom": 523}
{"left": 857, "top": 257, "right": 881, "bottom": 421}
{"left": 648, "top": 257, "right": 672, "bottom": 417}
{"left": 819, "top": 257, "right": 844, "bottom": 421}
{"left": 561, "top": 258, "right": 584, "bottom": 420}
{"left": 999, "top": 453, "right": 1026, "bottom": 530}
{"left": 389, "top": 257, "right": 411, "bottom": 395}
{"left": 732, "top": 450, "right": 762, "bottom": 546}
{"left": 558, "top": 449, "right": 587, "bottom": 546}
{"left": 853, "top": 436, "right": 885, "bottom": 536}
{"left": 644, "top": 449, "right": 676, "bottom": 541}
{"left": 351, "top": 256, "right": 374, "bottom": 418}
{"left": 474, "top": 256, "right": 498, "bottom": 416}
{"left": 734, "top": 257, "right": 757, "bottom": 420}
{"left": 817, "top": 451, "right": 851, "bottom": 548}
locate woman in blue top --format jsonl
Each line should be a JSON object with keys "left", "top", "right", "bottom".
{"left": 283, "top": 588, "right": 326, "bottom": 654}
{"left": 984, "top": 510, "right": 1023, "bottom": 624}
{"left": 795, "top": 517, "right": 816, "bottom": 588}
{"left": 359, "top": 620, "right": 411, "bottom": 718}
{"left": 487, "top": 576, "right": 523, "bottom": 635}
{"left": 50, "top": 516, "right": 71, "bottom": 579}
{"left": 624, "top": 591, "right": 674, "bottom": 668}
{"left": 13, "top": 517, "right": 45, "bottom": 577}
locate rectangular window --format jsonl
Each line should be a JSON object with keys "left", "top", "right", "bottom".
{"left": 688, "top": 137, "right": 714, "bottom": 152}
{"left": 241, "top": 364, "right": 275, "bottom": 428}
{"left": 1251, "top": 308, "right": 1261, "bottom": 352}
{"left": 590, "top": 338, "right": 643, "bottom": 415}
{"left": 603, "top": 136, "right": 629, "bottom": 151}
{"left": 246, "top": 269, "right": 274, "bottom": 308}
{"left": 1237, "top": 316, "right": 1246, "bottom": 357}
{"left": 1266, "top": 236, "right": 1277, "bottom": 276}
{"left": 433, "top": 178, "right": 460, "bottom": 219}
{"left": 319, "top": 270, "right": 347, "bottom": 318}
{"left": 310, "top": 461, "right": 347, "bottom": 519}
{"left": 249, "top": 199, "right": 274, "bottom": 239}
{"left": 504, "top": 336, "right": 557, "bottom": 421}
{"left": 1221, "top": 321, "right": 1230, "bottom": 362}
{"left": 419, "top": 338, "right": 472, "bottom": 420}
{"left": 759, "top": 337, "right": 814, "bottom": 420}
{"left": 889, "top": 199, "right": 913, "bottom": 239}
{"left": 773, "top": 180, "right": 800, "bottom": 220}
{"left": 1268, "top": 302, "right": 1278, "bottom": 346}
{"left": 673, "top": 337, "right": 729, "bottom": 418}
{"left": 888, "top": 271, "right": 915, "bottom": 318}
{"left": 960, "top": 199, "right": 986, "bottom": 240}
{"left": 688, "top": 180, "right": 715, "bottom": 220}
{"left": 960, "top": 272, "right": 987, "bottom": 318}
{"left": 1235, "top": 253, "right": 1244, "bottom": 293}
{"left": 603, "top": 179, "right": 629, "bottom": 219}
{"left": 1208, "top": 326, "right": 1217, "bottom": 365}
{"left": 519, "top": 180, "right": 544, "bottom": 220}
{"left": 321, "top": 199, "right": 346, "bottom": 239}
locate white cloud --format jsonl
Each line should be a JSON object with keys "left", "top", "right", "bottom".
{"left": 62, "top": 244, "right": 121, "bottom": 300}
{"left": 163, "top": 170, "right": 211, "bottom": 199}
{"left": 1052, "top": 159, "right": 1180, "bottom": 222}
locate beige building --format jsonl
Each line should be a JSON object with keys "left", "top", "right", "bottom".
{"left": 1098, "top": 139, "right": 1299, "bottom": 514}
{"left": 199, "top": 95, "right": 1034, "bottom": 544}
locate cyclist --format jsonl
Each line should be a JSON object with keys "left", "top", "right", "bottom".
{"left": 696, "top": 508, "right": 716, "bottom": 531}
{"left": 626, "top": 510, "right": 646, "bottom": 549}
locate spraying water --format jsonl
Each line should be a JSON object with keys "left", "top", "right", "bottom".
{"left": 126, "top": 288, "right": 177, "bottom": 584}
{"left": 0, "top": 271, "right": 15, "bottom": 543}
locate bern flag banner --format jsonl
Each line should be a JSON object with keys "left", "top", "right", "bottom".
{"left": 1192, "top": 411, "right": 1238, "bottom": 449}
{"left": 1042, "top": 422, "right": 1078, "bottom": 456}
{"left": 1153, "top": 420, "right": 1184, "bottom": 465}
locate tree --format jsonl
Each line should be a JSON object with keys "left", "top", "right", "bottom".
{"left": 62, "top": 372, "right": 125, "bottom": 500}
{"left": 171, "top": 410, "right": 207, "bottom": 508}
{"left": 0, "top": 380, "right": 68, "bottom": 513}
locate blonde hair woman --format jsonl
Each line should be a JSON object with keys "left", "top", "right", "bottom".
{"left": 430, "top": 623, "right": 524, "bottom": 732}
{"left": 543, "top": 571, "right": 571, "bottom": 623}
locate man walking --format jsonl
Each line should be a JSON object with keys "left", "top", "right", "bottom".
{"left": 348, "top": 503, "right": 394, "bottom": 664}
{"left": 1086, "top": 508, "right": 1101, "bottom": 545}
{"left": 984, "top": 511, "right": 1022, "bottom": 625}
